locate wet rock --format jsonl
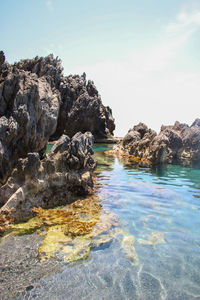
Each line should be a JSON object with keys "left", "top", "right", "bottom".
{"left": 0, "top": 132, "right": 96, "bottom": 221}
{"left": 113, "top": 119, "right": 200, "bottom": 167}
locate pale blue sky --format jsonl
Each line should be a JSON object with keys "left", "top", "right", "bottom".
{"left": 1, "top": 0, "right": 200, "bottom": 136}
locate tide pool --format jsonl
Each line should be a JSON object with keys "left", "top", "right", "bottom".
{"left": 1, "top": 144, "right": 200, "bottom": 300}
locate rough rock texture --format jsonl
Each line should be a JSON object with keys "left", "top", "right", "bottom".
{"left": 0, "top": 51, "right": 5, "bottom": 66}
{"left": 14, "top": 53, "right": 63, "bottom": 89}
{"left": 0, "top": 132, "right": 96, "bottom": 221}
{"left": 0, "top": 55, "right": 60, "bottom": 184}
{"left": 0, "top": 51, "right": 115, "bottom": 183}
{"left": 54, "top": 74, "right": 115, "bottom": 140}
{"left": 14, "top": 55, "right": 115, "bottom": 140}
{"left": 112, "top": 120, "right": 200, "bottom": 167}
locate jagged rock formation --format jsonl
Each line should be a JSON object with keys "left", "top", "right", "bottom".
{"left": 54, "top": 75, "right": 115, "bottom": 140}
{"left": 0, "top": 51, "right": 115, "bottom": 184}
{"left": 0, "top": 51, "right": 5, "bottom": 66}
{"left": 13, "top": 54, "right": 115, "bottom": 140}
{"left": 0, "top": 56, "right": 60, "bottom": 184}
{"left": 110, "top": 120, "right": 200, "bottom": 167}
{"left": 0, "top": 132, "right": 96, "bottom": 221}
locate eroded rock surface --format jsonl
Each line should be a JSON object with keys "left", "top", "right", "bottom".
{"left": 112, "top": 120, "right": 200, "bottom": 167}
{"left": 54, "top": 75, "right": 115, "bottom": 140}
{"left": 0, "top": 132, "right": 96, "bottom": 221}
{"left": 0, "top": 52, "right": 60, "bottom": 184}
{"left": 0, "top": 51, "right": 115, "bottom": 183}
{"left": 12, "top": 54, "right": 115, "bottom": 140}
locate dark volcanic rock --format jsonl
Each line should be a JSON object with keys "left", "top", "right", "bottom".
{"left": 14, "top": 54, "right": 115, "bottom": 140}
{"left": 0, "top": 132, "right": 96, "bottom": 221}
{"left": 0, "top": 51, "right": 5, "bottom": 66}
{"left": 0, "top": 52, "right": 115, "bottom": 184}
{"left": 52, "top": 74, "right": 115, "bottom": 140}
{"left": 115, "top": 119, "right": 200, "bottom": 167}
{"left": 14, "top": 53, "right": 63, "bottom": 89}
{"left": 0, "top": 66, "right": 60, "bottom": 184}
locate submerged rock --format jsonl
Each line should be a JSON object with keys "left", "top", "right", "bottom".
{"left": 0, "top": 132, "right": 96, "bottom": 221}
{"left": 109, "top": 120, "right": 200, "bottom": 167}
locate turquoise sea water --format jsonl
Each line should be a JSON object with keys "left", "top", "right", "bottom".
{"left": 1, "top": 144, "right": 200, "bottom": 299}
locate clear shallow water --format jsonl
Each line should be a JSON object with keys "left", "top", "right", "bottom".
{"left": 1, "top": 144, "right": 200, "bottom": 300}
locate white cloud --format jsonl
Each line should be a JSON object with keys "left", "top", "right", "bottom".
{"left": 65, "top": 8, "right": 200, "bottom": 137}
{"left": 46, "top": 0, "right": 54, "bottom": 11}
{"left": 166, "top": 10, "right": 200, "bottom": 35}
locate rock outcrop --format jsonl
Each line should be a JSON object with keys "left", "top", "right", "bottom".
{"left": 110, "top": 120, "right": 200, "bottom": 167}
{"left": 0, "top": 57, "right": 60, "bottom": 184}
{"left": 0, "top": 51, "right": 115, "bottom": 183}
{"left": 0, "top": 51, "right": 5, "bottom": 66}
{"left": 54, "top": 75, "right": 115, "bottom": 140}
{"left": 0, "top": 132, "right": 96, "bottom": 221}
{"left": 13, "top": 54, "right": 115, "bottom": 140}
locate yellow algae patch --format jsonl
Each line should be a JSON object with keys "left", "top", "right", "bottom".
{"left": 38, "top": 207, "right": 119, "bottom": 262}
{"left": 39, "top": 226, "right": 69, "bottom": 261}
{"left": 3, "top": 194, "right": 139, "bottom": 266}
{"left": 62, "top": 238, "right": 92, "bottom": 263}
{"left": 11, "top": 217, "right": 43, "bottom": 236}
{"left": 10, "top": 195, "right": 119, "bottom": 263}
{"left": 0, "top": 209, "right": 15, "bottom": 236}
{"left": 103, "top": 149, "right": 151, "bottom": 167}
{"left": 138, "top": 232, "right": 166, "bottom": 247}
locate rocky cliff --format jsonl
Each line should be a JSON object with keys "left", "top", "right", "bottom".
{"left": 0, "top": 51, "right": 115, "bottom": 184}
{"left": 13, "top": 54, "right": 115, "bottom": 140}
{"left": 0, "top": 132, "right": 96, "bottom": 222}
{"left": 110, "top": 120, "right": 200, "bottom": 167}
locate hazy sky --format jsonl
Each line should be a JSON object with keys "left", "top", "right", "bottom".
{"left": 1, "top": 0, "right": 200, "bottom": 136}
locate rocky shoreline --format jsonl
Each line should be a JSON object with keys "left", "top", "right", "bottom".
{"left": 0, "top": 51, "right": 115, "bottom": 224}
{"left": 0, "top": 132, "right": 96, "bottom": 222}
{"left": 106, "top": 120, "right": 200, "bottom": 167}
{"left": 0, "top": 50, "right": 200, "bottom": 227}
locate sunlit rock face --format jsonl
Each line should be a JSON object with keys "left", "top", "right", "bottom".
{"left": 0, "top": 52, "right": 60, "bottom": 185}
{"left": 111, "top": 120, "right": 200, "bottom": 167}
{"left": 0, "top": 51, "right": 115, "bottom": 183}
{"left": 13, "top": 53, "right": 115, "bottom": 140}
{"left": 53, "top": 75, "right": 115, "bottom": 140}
{"left": 0, "top": 132, "right": 96, "bottom": 222}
